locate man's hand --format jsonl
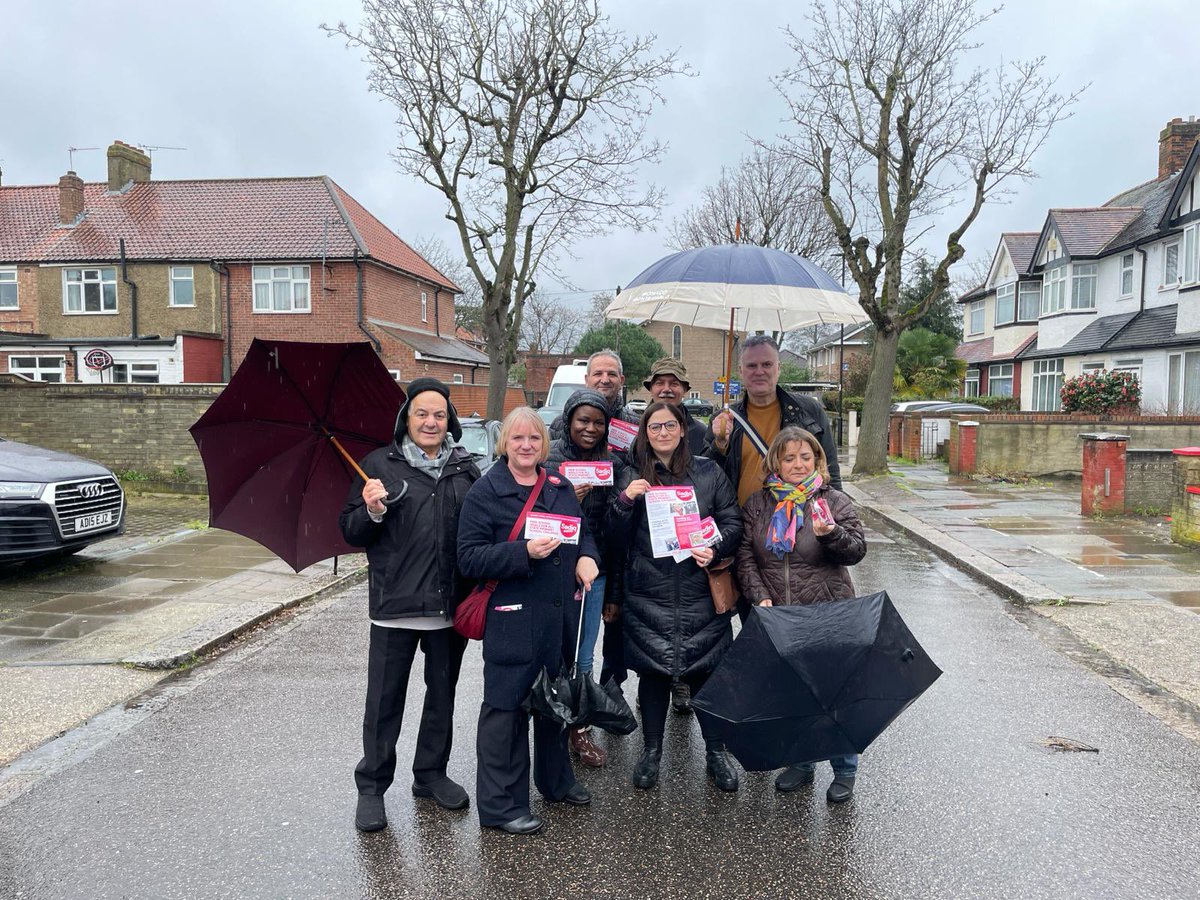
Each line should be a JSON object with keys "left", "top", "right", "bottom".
{"left": 624, "top": 478, "right": 651, "bottom": 499}
{"left": 574, "top": 483, "right": 592, "bottom": 503}
{"left": 576, "top": 556, "right": 599, "bottom": 592}
{"left": 527, "top": 536, "right": 561, "bottom": 559}
{"left": 362, "top": 478, "right": 388, "bottom": 515}
{"left": 603, "top": 603, "right": 621, "bottom": 623}
{"left": 710, "top": 410, "right": 734, "bottom": 451}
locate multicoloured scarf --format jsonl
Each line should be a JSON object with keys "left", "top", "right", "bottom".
{"left": 764, "top": 471, "right": 823, "bottom": 558}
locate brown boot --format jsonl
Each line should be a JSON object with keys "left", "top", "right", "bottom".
{"left": 569, "top": 727, "right": 607, "bottom": 767}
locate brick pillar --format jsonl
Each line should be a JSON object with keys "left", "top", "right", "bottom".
{"left": 1170, "top": 447, "right": 1200, "bottom": 548}
{"left": 888, "top": 414, "right": 902, "bottom": 457}
{"left": 1080, "top": 432, "right": 1129, "bottom": 516}
{"left": 955, "top": 421, "right": 979, "bottom": 475}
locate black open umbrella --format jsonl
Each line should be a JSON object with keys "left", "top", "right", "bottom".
{"left": 692, "top": 592, "right": 941, "bottom": 771}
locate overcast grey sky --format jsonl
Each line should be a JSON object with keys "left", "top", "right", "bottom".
{"left": 3, "top": 0, "right": 1197, "bottom": 305}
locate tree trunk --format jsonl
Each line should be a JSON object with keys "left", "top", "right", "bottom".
{"left": 853, "top": 327, "right": 900, "bottom": 476}
{"left": 482, "top": 293, "right": 511, "bottom": 421}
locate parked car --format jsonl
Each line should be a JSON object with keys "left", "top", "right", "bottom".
{"left": 890, "top": 400, "right": 953, "bottom": 414}
{"left": 921, "top": 402, "right": 990, "bottom": 415}
{"left": 625, "top": 398, "right": 648, "bottom": 417}
{"left": 682, "top": 397, "right": 715, "bottom": 418}
{"left": 0, "top": 436, "right": 126, "bottom": 562}
{"left": 537, "top": 361, "right": 590, "bottom": 430}
{"left": 456, "top": 417, "right": 502, "bottom": 474}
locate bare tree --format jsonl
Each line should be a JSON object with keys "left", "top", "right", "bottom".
{"left": 411, "top": 234, "right": 484, "bottom": 335}
{"left": 520, "top": 292, "right": 588, "bottom": 353}
{"left": 668, "top": 144, "right": 838, "bottom": 265}
{"left": 777, "top": 0, "right": 1081, "bottom": 474}
{"left": 326, "top": 0, "right": 684, "bottom": 418}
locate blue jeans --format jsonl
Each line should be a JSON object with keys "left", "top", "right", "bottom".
{"left": 576, "top": 575, "right": 606, "bottom": 676}
{"left": 797, "top": 755, "right": 859, "bottom": 777}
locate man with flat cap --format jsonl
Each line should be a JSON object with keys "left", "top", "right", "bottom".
{"left": 642, "top": 357, "right": 708, "bottom": 455}
{"left": 340, "top": 377, "right": 481, "bottom": 832}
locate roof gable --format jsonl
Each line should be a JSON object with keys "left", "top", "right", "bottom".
{"left": 1158, "top": 141, "right": 1200, "bottom": 230}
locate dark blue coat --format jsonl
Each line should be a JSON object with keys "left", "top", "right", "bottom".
{"left": 457, "top": 460, "right": 600, "bottom": 711}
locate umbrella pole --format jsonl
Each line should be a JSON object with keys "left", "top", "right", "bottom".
{"left": 328, "top": 434, "right": 370, "bottom": 482}
{"left": 572, "top": 586, "right": 588, "bottom": 679}
{"left": 723, "top": 308, "right": 736, "bottom": 409}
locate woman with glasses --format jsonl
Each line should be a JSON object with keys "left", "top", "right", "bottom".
{"left": 608, "top": 401, "right": 743, "bottom": 792}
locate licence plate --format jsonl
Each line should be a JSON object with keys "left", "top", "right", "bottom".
{"left": 74, "top": 510, "right": 114, "bottom": 532}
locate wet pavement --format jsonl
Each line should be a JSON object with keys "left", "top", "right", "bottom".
{"left": 1, "top": 529, "right": 1198, "bottom": 899}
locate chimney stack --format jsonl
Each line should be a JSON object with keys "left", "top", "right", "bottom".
{"left": 1158, "top": 117, "right": 1200, "bottom": 180}
{"left": 58, "top": 171, "right": 85, "bottom": 224}
{"left": 106, "top": 140, "right": 151, "bottom": 192}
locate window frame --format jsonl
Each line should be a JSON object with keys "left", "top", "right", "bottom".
{"left": 1017, "top": 281, "right": 1041, "bottom": 322}
{"left": 0, "top": 267, "right": 18, "bottom": 310}
{"left": 994, "top": 283, "right": 1016, "bottom": 326}
{"left": 421, "top": 291, "right": 428, "bottom": 323}
{"left": 1070, "top": 263, "right": 1098, "bottom": 310}
{"left": 109, "top": 360, "right": 161, "bottom": 384}
{"left": 9, "top": 355, "right": 66, "bottom": 382}
{"left": 1184, "top": 224, "right": 1200, "bottom": 286}
{"left": 452, "top": 373, "right": 464, "bottom": 384}
{"left": 1041, "top": 266, "right": 1067, "bottom": 315}
{"left": 63, "top": 267, "right": 118, "bottom": 315}
{"left": 1162, "top": 239, "right": 1181, "bottom": 288}
{"left": 169, "top": 265, "right": 195, "bottom": 308}
{"left": 962, "top": 373, "right": 980, "bottom": 398}
{"left": 252, "top": 265, "right": 312, "bottom": 314}
{"left": 1119, "top": 253, "right": 1135, "bottom": 298}
{"left": 1031, "top": 358, "right": 1064, "bottom": 412}
{"left": 987, "top": 363, "right": 1014, "bottom": 397}
{"left": 967, "top": 300, "right": 985, "bottom": 335}
{"left": 1168, "top": 350, "right": 1200, "bottom": 415}
{"left": 672, "top": 324, "right": 682, "bottom": 359}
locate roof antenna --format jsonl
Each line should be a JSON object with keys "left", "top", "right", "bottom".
{"left": 135, "top": 144, "right": 187, "bottom": 162}
{"left": 67, "top": 146, "right": 99, "bottom": 170}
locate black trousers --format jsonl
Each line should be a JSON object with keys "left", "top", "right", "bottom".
{"left": 355, "top": 624, "right": 467, "bottom": 796}
{"left": 599, "top": 615, "right": 627, "bottom": 685}
{"left": 637, "top": 671, "right": 715, "bottom": 744}
{"left": 475, "top": 703, "right": 575, "bottom": 827}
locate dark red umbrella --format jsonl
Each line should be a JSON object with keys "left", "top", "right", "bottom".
{"left": 190, "top": 339, "right": 406, "bottom": 572}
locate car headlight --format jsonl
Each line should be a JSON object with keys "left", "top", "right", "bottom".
{"left": 0, "top": 482, "right": 45, "bottom": 499}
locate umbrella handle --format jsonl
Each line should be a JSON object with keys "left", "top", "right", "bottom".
{"left": 329, "top": 434, "right": 407, "bottom": 507}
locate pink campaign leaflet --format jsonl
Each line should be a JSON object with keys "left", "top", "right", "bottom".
{"left": 607, "top": 419, "right": 638, "bottom": 451}
{"left": 559, "top": 461, "right": 614, "bottom": 486}
{"left": 523, "top": 512, "right": 582, "bottom": 544}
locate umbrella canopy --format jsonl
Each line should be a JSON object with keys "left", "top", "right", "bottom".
{"left": 605, "top": 244, "right": 868, "bottom": 332}
{"left": 692, "top": 592, "right": 941, "bottom": 771}
{"left": 524, "top": 667, "right": 638, "bottom": 735}
{"left": 190, "top": 339, "right": 406, "bottom": 572}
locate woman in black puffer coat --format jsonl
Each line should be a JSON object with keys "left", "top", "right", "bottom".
{"left": 609, "top": 401, "right": 743, "bottom": 792}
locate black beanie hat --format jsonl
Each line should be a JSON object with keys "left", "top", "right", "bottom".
{"left": 395, "top": 377, "right": 462, "bottom": 442}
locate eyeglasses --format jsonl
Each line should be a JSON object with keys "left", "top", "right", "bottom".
{"left": 647, "top": 421, "right": 681, "bottom": 435}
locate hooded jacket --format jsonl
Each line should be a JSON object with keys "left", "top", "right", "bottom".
{"left": 339, "top": 403, "right": 479, "bottom": 621}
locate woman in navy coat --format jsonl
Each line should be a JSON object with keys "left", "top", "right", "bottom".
{"left": 457, "top": 406, "right": 601, "bottom": 835}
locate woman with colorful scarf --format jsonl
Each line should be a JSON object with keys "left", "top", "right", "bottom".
{"left": 735, "top": 426, "right": 867, "bottom": 803}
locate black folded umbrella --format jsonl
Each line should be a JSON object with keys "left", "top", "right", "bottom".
{"left": 692, "top": 592, "right": 941, "bottom": 771}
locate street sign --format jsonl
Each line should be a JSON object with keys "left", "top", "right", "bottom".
{"left": 728, "top": 381, "right": 741, "bottom": 397}
{"left": 84, "top": 348, "right": 114, "bottom": 371}
{"left": 713, "top": 380, "right": 726, "bottom": 395}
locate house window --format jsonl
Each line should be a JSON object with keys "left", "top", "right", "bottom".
{"left": 672, "top": 325, "right": 682, "bottom": 359}
{"left": 169, "top": 266, "right": 194, "bottom": 307}
{"left": 110, "top": 361, "right": 160, "bottom": 384}
{"left": 1168, "top": 351, "right": 1200, "bottom": 414}
{"left": 1111, "top": 357, "right": 1143, "bottom": 385}
{"left": 1119, "top": 254, "right": 1135, "bottom": 298}
{"left": 421, "top": 291, "right": 428, "bottom": 323}
{"left": 1184, "top": 224, "right": 1200, "bottom": 286}
{"left": 9, "top": 355, "right": 65, "bottom": 382}
{"left": 1081, "top": 362, "right": 1105, "bottom": 373}
{"left": 0, "top": 268, "right": 17, "bottom": 309}
{"left": 64, "top": 267, "right": 117, "bottom": 314}
{"left": 1018, "top": 282, "right": 1040, "bottom": 321}
{"left": 1163, "top": 240, "right": 1180, "bottom": 287}
{"left": 967, "top": 300, "right": 985, "bottom": 335}
{"left": 994, "top": 284, "right": 1015, "bottom": 325}
{"left": 252, "top": 266, "right": 311, "bottom": 313}
{"left": 1031, "top": 358, "right": 1064, "bottom": 411}
{"left": 1041, "top": 267, "right": 1066, "bottom": 315}
{"left": 452, "top": 373, "right": 464, "bottom": 384}
{"left": 1070, "top": 263, "right": 1097, "bottom": 310}
{"left": 963, "top": 373, "right": 980, "bottom": 397}
{"left": 987, "top": 363, "right": 1014, "bottom": 397}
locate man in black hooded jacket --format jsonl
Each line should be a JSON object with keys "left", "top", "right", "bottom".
{"left": 340, "top": 377, "right": 480, "bottom": 833}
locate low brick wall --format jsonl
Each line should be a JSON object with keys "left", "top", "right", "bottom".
{"left": 1126, "top": 449, "right": 1176, "bottom": 513}
{"left": 947, "top": 414, "right": 1200, "bottom": 477}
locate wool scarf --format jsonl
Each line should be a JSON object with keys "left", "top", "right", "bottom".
{"left": 764, "top": 471, "right": 823, "bottom": 558}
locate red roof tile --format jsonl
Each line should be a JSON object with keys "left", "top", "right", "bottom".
{"left": 955, "top": 337, "right": 994, "bottom": 364}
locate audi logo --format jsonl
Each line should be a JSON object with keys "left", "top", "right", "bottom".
{"left": 79, "top": 482, "right": 105, "bottom": 499}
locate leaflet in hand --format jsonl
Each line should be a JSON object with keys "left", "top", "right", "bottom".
{"left": 607, "top": 419, "right": 638, "bottom": 452}
{"left": 560, "top": 461, "right": 614, "bottom": 487}
{"left": 524, "top": 512, "right": 582, "bottom": 544}
{"left": 674, "top": 514, "right": 722, "bottom": 551}
{"left": 645, "top": 485, "right": 700, "bottom": 559}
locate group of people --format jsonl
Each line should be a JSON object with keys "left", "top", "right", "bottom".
{"left": 339, "top": 337, "right": 867, "bottom": 837}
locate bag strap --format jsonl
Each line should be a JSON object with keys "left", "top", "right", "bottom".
{"left": 506, "top": 468, "right": 547, "bottom": 542}
{"left": 727, "top": 406, "right": 771, "bottom": 460}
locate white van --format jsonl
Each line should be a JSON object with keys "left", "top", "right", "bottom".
{"left": 539, "top": 360, "right": 589, "bottom": 425}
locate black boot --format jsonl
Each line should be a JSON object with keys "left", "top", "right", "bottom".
{"left": 774, "top": 764, "right": 815, "bottom": 793}
{"left": 705, "top": 741, "right": 739, "bottom": 792}
{"left": 632, "top": 740, "right": 663, "bottom": 790}
{"left": 827, "top": 775, "right": 855, "bottom": 803}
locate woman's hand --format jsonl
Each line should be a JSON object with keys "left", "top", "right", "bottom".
{"left": 574, "top": 483, "right": 592, "bottom": 502}
{"left": 603, "top": 603, "right": 620, "bottom": 623}
{"left": 527, "top": 536, "right": 561, "bottom": 559}
{"left": 624, "top": 478, "right": 651, "bottom": 499}
{"left": 812, "top": 517, "right": 836, "bottom": 537}
{"left": 758, "top": 598, "right": 773, "bottom": 608}
{"left": 576, "top": 556, "right": 599, "bottom": 592}
{"left": 362, "top": 478, "right": 387, "bottom": 515}
{"left": 690, "top": 546, "right": 715, "bottom": 567}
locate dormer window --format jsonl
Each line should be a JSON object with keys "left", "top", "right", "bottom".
{"left": 1070, "top": 263, "right": 1097, "bottom": 310}
{"left": 1041, "top": 267, "right": 1066, "bottom": 315}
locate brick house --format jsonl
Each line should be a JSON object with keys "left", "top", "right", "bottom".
{"left": 630, "top": 321, "right": 748, "bottom": 402}
{"left": 0, "top": 141, "right": 486, "bottom": 385}
{"left": 804, "top": 323, "right": 872, "bottom": 382}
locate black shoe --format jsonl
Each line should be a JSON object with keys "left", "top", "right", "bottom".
{"left": 827, "top": 776, "right": 855, "bottom": 803}
{"left": 355, "top": 794, "right": 387, "bottom": 832}
{"left": 705, "top": 746, "right": 739, "bottom": 792}
{"left": 495, "top": 814, "right": 544, "bottom": 835}
{"left": 632, "top": 743, "right": 662, "bottom": 790}
{"left": 412, "top": 777, "right": 470, "bottom": 810}
{"left": 547, "top": 782, "right": 592, "bottom": 806}
{"left": 775, "top": 764, "right": 815, "bottom": 793}
{"left": 671, "top": 680, "right": 693, "bottom": 714}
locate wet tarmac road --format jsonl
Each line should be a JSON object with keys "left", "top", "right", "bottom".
{"left": 2, "top": 530, "right": 1199, "bottom": 899}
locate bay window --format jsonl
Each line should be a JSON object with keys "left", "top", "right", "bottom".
{"left": 1041, "top": 267, "right": 1066, "bottom": 315}
{"left": 967, "top": 300, "right": 985, "bottom": 335}
{"left": 1018, "top": 282, "right": 1040, "bottom": 321}
{"left": 1070, "top": 263, "right": 1097, "bottom": 310}
{"left": 987, "top": 363, "right": 1014, "bottom": 397}
{"left": 994, "top": 284, "right": 1015, "bottom": 325}
{"left": 1032, "top": 358, "right": 1064, "bottom": 411}
{"left": 1119, "top": 254, "right": 1135, "bottom": 298}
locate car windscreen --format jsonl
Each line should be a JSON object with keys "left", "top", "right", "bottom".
{"left": 457, "top": 426, "right": 491, "bottom": 457}
{"left": 545, "top": 384, "right": 584, "bottom": 408}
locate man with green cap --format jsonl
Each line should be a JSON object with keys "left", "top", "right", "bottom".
{"left": 642, "top": 357, "right": 708, "bottom": 455}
